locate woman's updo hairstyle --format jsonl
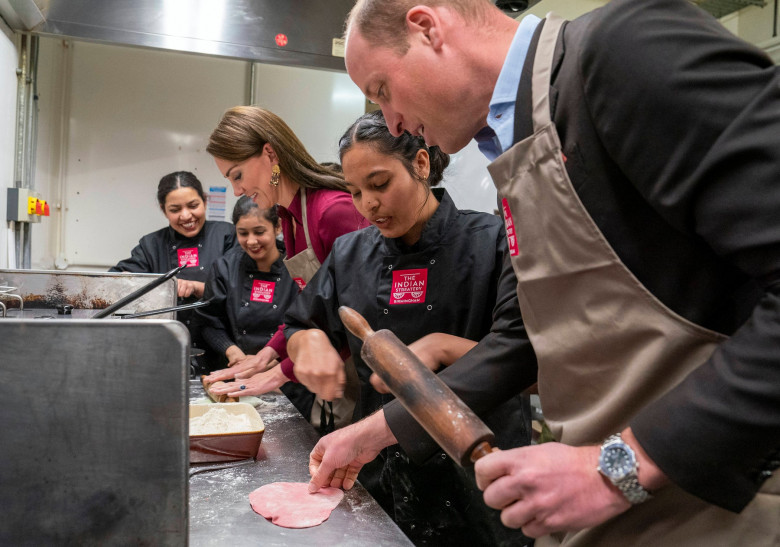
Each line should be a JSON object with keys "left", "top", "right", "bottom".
{"left": 157, "top": 171, "right": 206, "bottom": 209}
{"left": 338, "top": 110, "right": 449, "bottom": 187}
{"left": 231, "top": 195, "right": 280, "bottom": 228}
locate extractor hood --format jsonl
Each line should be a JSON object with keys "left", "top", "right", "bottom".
{"left": 2, "top": 0, "right": 354, "bottom": 71}
{"left": 0, "top": 0, "right": 770, "bottom": 71}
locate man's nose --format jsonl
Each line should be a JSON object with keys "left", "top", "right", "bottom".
{"left": 383, "top": 109, "right": 404, "bottom": 137}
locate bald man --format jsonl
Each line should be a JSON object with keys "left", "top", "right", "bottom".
{"left": 297, "top": 1, "right": 780, "bottom": 544}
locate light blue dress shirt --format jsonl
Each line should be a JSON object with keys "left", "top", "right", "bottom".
{"left": 475, "top": 14, "right": 541, "bottom": 161}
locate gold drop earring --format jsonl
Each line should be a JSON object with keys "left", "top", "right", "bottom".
{"left": 270, "top": 165, "right": 281, "bottom": 187}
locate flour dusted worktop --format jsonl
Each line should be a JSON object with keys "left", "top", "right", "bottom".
{"left": 188, "top": 380, "right": 412, "bottom": 546}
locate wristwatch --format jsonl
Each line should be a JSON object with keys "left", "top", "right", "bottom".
{"left": 597, "top": 433, "right": 652, "bottom": 504}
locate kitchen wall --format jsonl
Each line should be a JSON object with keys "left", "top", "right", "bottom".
{"left": 31, "top": 38, "right": 367, "bottom": 271}
{"left": 4, "top": 1, "right": 779, "bottom": 271}
{"left": 29, "top": 37, "right": 498, "bottom": 272}
{"left": 0, "top": 25, "right": 17, "bottom": 270}
{"left": 722, "top": 4, "right": 780, "bottom": 63}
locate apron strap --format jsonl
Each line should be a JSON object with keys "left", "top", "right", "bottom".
{"left": 319, "top": 401, "right": 335, "bottom": 435}
{"left": 299, "top": 189, "right": 314, "bottom": 250}
{"left": 531, "top": 13, "right": 566, "bottom": 132}
{"left": 513, "top": 18, "right": 544, "bottom": 146}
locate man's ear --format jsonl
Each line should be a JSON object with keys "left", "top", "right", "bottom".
{"left": 406, "top": 6, "right": 444, "bottom": 50}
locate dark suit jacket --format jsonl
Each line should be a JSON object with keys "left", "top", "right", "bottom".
{"left": 385, "top": 0, "right": 780, "bottom": 512}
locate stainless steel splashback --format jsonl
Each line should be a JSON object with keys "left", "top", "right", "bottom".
{"left": 32, "top": 0, "right": 353, "bottom": 71}
{"left": 0, "top": 319, "right": 189, "bottom": 545}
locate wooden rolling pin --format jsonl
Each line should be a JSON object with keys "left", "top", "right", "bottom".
{"left": 200, "top": 375, "right": 238, "bottom": 403}
{"left": 338, "top": 306, "right": 495, "bottom": 466}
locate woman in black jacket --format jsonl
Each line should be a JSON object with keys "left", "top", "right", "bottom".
{"left": 284, "top": 111, "right": 530, "bottom": 546}
{"left": 196, "top": 197, "right": 313, "bottom": 416}
{"left": 110, "top": 171, "right": 237, "bottom": 372}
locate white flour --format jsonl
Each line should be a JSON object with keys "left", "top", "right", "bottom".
{"left": 190, "top": 407, "right": 253, "bottom": 435}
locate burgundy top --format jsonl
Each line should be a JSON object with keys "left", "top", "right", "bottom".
{"left": 271, "top": 188, "right": 368, "bottom": 377}
{"left": 278, "top": 187, "right": 369, "bottom": 263}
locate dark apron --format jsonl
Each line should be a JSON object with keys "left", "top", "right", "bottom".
{"left": 488, "top": 13, "right": 779, "bottom": 546}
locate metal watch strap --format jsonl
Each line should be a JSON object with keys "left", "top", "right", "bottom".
{"left": 615, "top": 474, "right": 651, "bottom": 504}
{"left": 602, "top": 434, "right": 652, "bottom": 505}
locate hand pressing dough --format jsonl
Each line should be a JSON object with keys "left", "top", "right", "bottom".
{"left": 249, "top": 482, "right": 344, "bottom": 528}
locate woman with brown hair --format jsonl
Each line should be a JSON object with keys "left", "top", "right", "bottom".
{"left": 204, "top": 106, "right": 368, "bottom": 431}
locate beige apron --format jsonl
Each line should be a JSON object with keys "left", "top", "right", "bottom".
{"left": 282, "top": 189, "right": 358, "bottom": 431}
{"left": 283, "top": 189, "right": 322, "bottom": 289}
{"left": 488, "top": 13, "right": 779, "bottom": 547}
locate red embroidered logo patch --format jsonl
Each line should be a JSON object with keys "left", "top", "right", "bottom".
{"left": 293, "top": 277, "right": 306, "bottom": 291}
{"left": 390, "top": 269, "right": 428, "bottom": 305}
{"left": 501, "top": 198, "right": 519, "bottom": 257}
{"left": 177, "top": 247, "right": 199, "bottom": 267}
{"left": 251, "top": 280, "right": 275, "bottom": 303}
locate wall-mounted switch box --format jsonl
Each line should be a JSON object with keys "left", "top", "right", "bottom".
{"left": 6, "top": 188, "right": 45, "bottom": 223}
{"left": 7, "top": 188, "right": 31, "bottom": 222}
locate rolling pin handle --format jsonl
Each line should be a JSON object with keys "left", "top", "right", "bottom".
{"left": 338, "top": 306, "right": 375, "bottom": 341}
{"left": 469, "top": 441, "right": 498, "bottom": 463}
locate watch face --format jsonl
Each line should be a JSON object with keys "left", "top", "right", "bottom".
{"left": 599, "top": 445, "right": 633, "bottom": 479}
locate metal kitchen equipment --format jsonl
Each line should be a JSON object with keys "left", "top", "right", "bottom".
{"left": 119, "top": 297, "right": 213, "bottom": 319}
{"left": 0, "top": 268, "right": 177, "bottom": 319}
{"left": 0, "top": 284, "right": 23, "bottom": 317}
{"left": 0, "top": 319, "right": 189, "bottom": 545}
{"left": 92, "top": 263, "right": 184, "bottom": 318}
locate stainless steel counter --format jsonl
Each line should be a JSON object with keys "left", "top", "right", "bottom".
{"left": 188, "top": 382, "right": 413, "bottom": 546}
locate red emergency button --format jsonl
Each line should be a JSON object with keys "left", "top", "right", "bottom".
{"left": 275, "top": 34, "right": 288, "bottom": 47}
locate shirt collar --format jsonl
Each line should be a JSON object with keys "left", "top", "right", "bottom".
{"left": 477, "top": 14, "right": 541, "bottom": 161}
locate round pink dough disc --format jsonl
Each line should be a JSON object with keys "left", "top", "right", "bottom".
{"left": 249, "top": 482, "right": 345, "bottom": 528}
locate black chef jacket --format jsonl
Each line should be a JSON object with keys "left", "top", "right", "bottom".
{"left": 197, "top": 243, "right": 314, "bottom": 417}
{"left": 110, "top": 220, "right": 237, "bottom": 368}
{"left": 285, "top": 189, "right": 531, "bottom": 546}
{"left": 198, "top": 245, "right": 296, "bottom": 357}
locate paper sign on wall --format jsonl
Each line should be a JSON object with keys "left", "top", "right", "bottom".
{"left": 207, "top": 186, "right": 227, "bottom": 221}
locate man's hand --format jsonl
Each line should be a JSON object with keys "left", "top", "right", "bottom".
{"left": 475, "top": 443, "right": 629, "bottom": 537}
{"left": 288, "top": 329, "right": 345, "bottom": 401}
{"left": 475, "top": 428, "right": 668, "bottom": 538}
{"left": 308, "top": 410, "right": 397, "bottom": 492}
